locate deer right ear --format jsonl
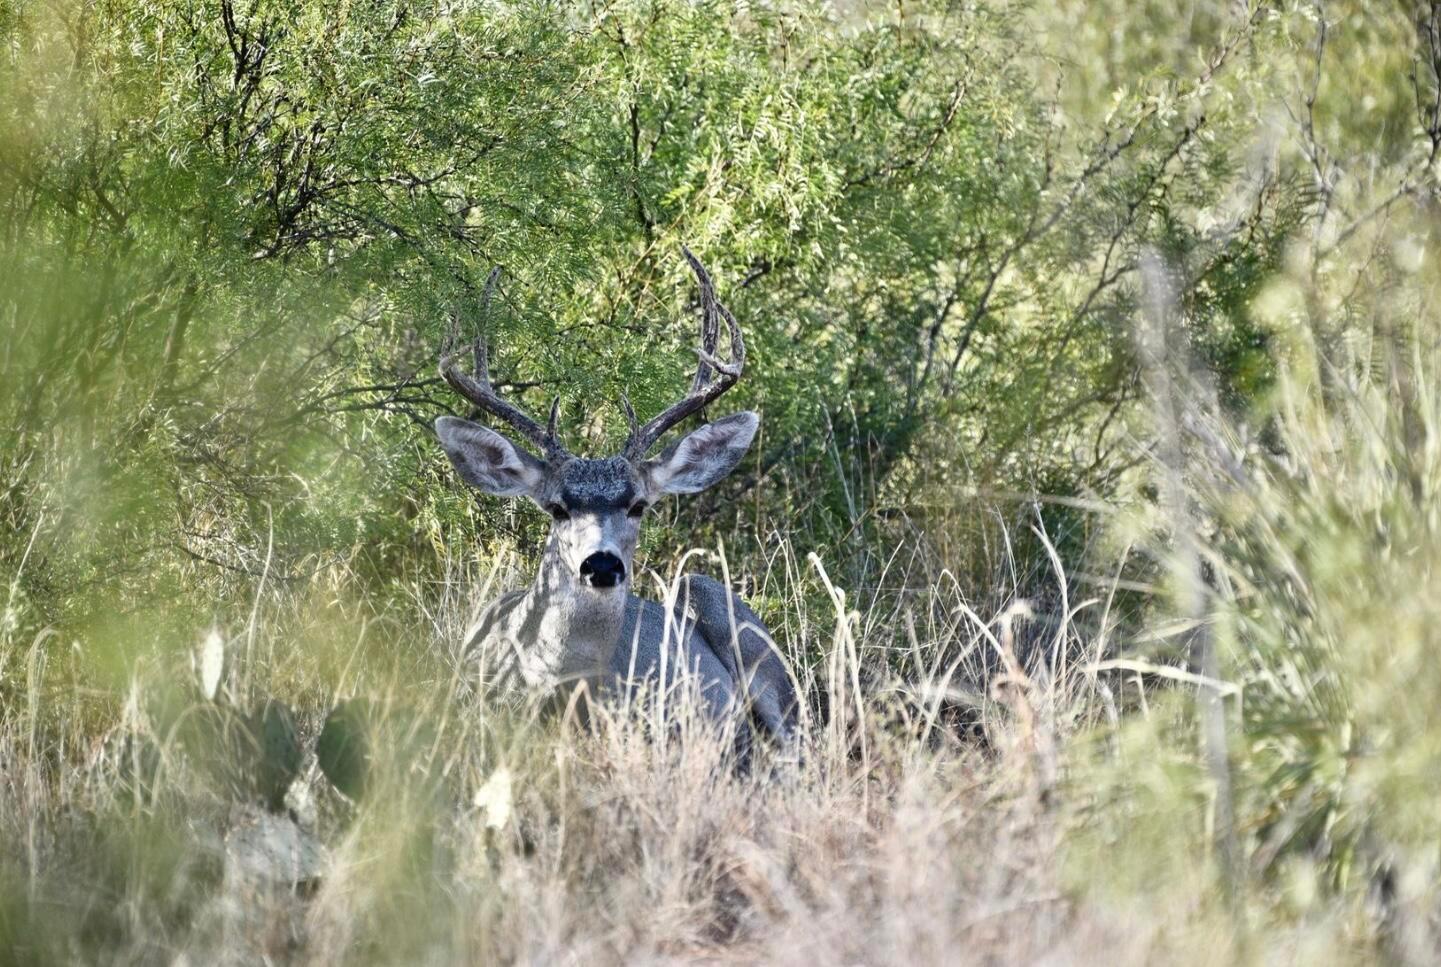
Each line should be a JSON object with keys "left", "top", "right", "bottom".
{"left": 434, "top": 416, "right": 546, "bottom": 498}
{"left": 643, "top": 411, "right": 759, "bottom": 495}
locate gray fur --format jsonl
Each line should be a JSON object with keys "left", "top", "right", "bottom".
{"left": 435, "top": 417, "right": 546, "bottom": 497}
{"left": 551, "top": 456, "right": 639, "bottom": 510}
{"left": 444, "top": 412, "right": 798, "bottom": 752}
{"left": 642, "top": 412, "right": 759, "bottom": 495}
{"left": 672, "top": 574, "right": 796, "bottom": 741}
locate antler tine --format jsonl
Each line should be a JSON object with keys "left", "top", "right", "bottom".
{"left": 623, "top": 248, "right": 746, "bottom": 461}
{"left": 473, "top": 265, "right": 500, "bottom": 380}
{"left": 688, "top": 248, "right": 721, "bottom": 394}
{"left": 545, "top": 395, "right": 561, "bottom": 442}
{"left": 438, "top": 267, "right": 567, "bottom": 458}
{"left": 619, "top": 394, "right": 640, "bottom": 439}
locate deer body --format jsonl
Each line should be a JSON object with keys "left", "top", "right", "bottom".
{"left": 463, "top": 582, "right": 739, "bottom": 721}
{"left": 434, "top": 252, "right": 798, "bottom": 751}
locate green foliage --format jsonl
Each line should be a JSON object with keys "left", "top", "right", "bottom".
{"left": 5, "top": 0, "right": 1441, "bottom": 960}
{"left": 1, "top": 0, "right": 1309, "bottom": 631}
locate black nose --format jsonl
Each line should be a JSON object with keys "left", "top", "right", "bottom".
{"left": 579, "top": 552, "right": 626, "bottom": 588}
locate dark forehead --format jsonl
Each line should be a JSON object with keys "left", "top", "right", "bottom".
{"left": 556, "top": 457, "right": 639, "bottom": 509}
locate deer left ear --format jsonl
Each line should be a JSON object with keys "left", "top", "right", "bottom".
{"left": 434, "top": 416, "right": 547, "bottom": 498}
{"left": 644, "top": 411, "right": 758, "bottom": 495}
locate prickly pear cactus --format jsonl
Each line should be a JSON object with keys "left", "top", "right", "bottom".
{"left": 316, "top": 698, "right": 375, "bottom": 802}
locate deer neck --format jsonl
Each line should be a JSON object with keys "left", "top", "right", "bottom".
{"left": 519, "top": 538, "right": 628, "bottom": 685}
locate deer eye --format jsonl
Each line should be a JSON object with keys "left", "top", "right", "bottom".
{"left": 548, "top": 503, "right": 570, "bottom": 522}
{"left": 627, "top": 501, "right": 648, "bottom": 519}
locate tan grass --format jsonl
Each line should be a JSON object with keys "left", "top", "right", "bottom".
{"left": 0, "top": 526, "right": 1391, "bottom": 965}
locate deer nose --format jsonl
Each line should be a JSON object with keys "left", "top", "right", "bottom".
{"left": 579, "top": 552, "right": 626, "bottom": 589}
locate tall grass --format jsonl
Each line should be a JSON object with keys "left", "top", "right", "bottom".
{"left": 3, "top": 2, "right": 1440, "bottom": 961}
{"left": 6, "top": 235, "right": 1440, "bottom": 960}
{"left": 0, "top": 504, "right": 1120, "bottom": 965}
{"left": 6, "top": 428, "right": 1433, "bottom": 965}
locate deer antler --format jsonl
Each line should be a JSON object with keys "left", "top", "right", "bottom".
{"left": 623, "top": 248, "right": 746, "bottom": 461}
{"left": 439, "top": 267, "right": 567, "bottom": 458}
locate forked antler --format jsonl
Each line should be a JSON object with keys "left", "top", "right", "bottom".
{"left": 622, "top": 248, "right": 745, "bottom": 461}
{"left": 439, "top": 267, "right": 567, "bottom": 458}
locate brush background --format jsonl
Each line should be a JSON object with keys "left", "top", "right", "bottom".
{"left": 2, "top": 1, "right": 1438, "bottom": 963}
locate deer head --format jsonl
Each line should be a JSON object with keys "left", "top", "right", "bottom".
{"left": 433, "top": 250, "right": 756, "bottom": 593}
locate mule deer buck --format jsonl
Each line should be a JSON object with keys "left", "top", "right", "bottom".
{"left": 433, "top": 250, "right": 798, "bottom": 755}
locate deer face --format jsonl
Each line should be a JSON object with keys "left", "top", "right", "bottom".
{"left": 433, "top": 250, "right": 753, "bottom": 591}
{"left": 434, "top": 412, "right": 758, "bottom": 591}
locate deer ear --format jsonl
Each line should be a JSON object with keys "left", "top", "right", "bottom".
{"left": 644, "top": 411, "right": 758, "bottom": 495}
{"left": 435, "top": 416, "right": 546, "bottom": 498}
